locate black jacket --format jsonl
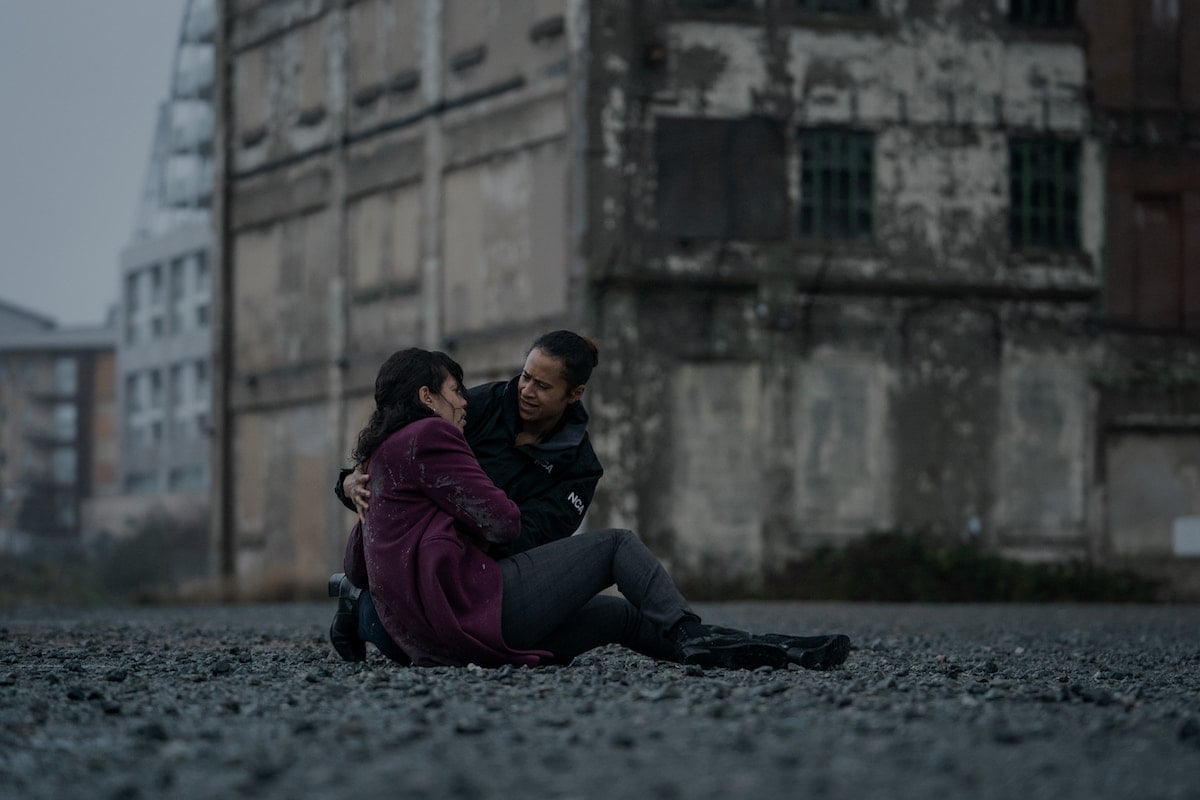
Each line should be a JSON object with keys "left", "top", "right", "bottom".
{"left": 336, "top": 376, "right": 603, "bottom": 556}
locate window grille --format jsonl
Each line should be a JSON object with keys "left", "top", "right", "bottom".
{"left": 678, "top": 0, "right": 756, "bottom": 8}
{"left": 795, "top": 0, "right": 871, "bottom": 13}
{"left": 1008, "top": 0, "right": 1076, "bottom": 27}
{"left": 1009, "top": 138, "right": 1080, "bottom": 249}
{"left": 681, "top": 0, "right": 753, "bottom": 7}
{"left": 798, "top": 128, "right": 874, "bottom": 240}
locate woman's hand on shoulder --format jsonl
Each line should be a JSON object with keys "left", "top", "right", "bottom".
{"left": 342, "top": 467, "right": 370, "bottom": 522}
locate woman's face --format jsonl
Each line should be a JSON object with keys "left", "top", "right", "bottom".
{"left": 426, "top": 375, "right": 468, "bottom": 430}
{"left": 517, "top": 348, "right": 584, "bottom": 429}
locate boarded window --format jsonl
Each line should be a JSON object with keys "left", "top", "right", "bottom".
{"left": 1135, "top": 0, "right": 1181, "bottom": 109}
{"left": 798, "top": 127, "right": 874, "bottom": 240}
{"left": 1009, "top": 138, "right": 1080, "bottom": 249}
{"left": 1008, "top": 0, "right": 1076, "bottom": 27}
{"left": 656, "top": 117, "right": 787, "bottom": 240}
{"left": 1109, "top": 194, "right": 1195, "bottom": 330}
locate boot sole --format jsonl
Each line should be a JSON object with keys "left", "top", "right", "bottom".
{"left": 756, "top": 633, "right": 838, "bottom": 651}
{"left": 682, "top": 641, "right": 791, "bottom": 670}
{"left": 787, "top": 634, "right": 851, "bottom": 670}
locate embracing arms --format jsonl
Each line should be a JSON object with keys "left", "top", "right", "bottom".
{"left": 336, "top": 461, "right": 599, "bottom": 552}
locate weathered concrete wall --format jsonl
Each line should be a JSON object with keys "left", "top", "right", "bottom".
{"left": 214, "top": 0, "right": 1200, "bottom": 589}
{"left": 583, "top": 0, "right": 1115, "bottom": 583}
{"left": 441, "top": 136, "right": 569, "bottom": 336}
{"left": 992, "top": 344, "right": 1093, "bottom": 557}
{"left": 216, "top": 0, "right": 579, "bottom": 583}
{"left": 1106, "top": 432, "right": 1200, "bottom": 557}
{"left": 1096, "top": 334, "right": 1200, "bottom": 560}
{"left": 231, "top": 403, "right": 330, "bottom": 579}
{"left": 661, "top": 360, "right": 766, "bottom": 578}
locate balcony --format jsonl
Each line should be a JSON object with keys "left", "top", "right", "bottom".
{"left": 23, "top": 427, "right": 74, "bottom": 447}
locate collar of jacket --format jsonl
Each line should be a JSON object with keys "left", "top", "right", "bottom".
{"left": 500, "top": 375, "right": 590, "bottom": 454}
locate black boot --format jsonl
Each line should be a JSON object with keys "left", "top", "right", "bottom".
{"left": 670, "top": 620, "right": 790, "bottom": 670}
{"left": 708, "top": 626, "right": 852, "bottom": 670}
{"left": 772, "top": 633, "right": 851, "bottom": 670}
{"left": 327, "top": 572, "right": 366, "bottom": 662}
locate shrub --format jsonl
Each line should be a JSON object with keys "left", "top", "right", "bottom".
{"left": 88, "top": 511, "right": 211, "bottom": 602}
{"left": 759, "top": 530, "right": 1159, "bottom": 603}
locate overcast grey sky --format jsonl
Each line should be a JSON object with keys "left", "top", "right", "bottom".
{"left": 0, "top": 0, "right": 187, "bottom": 327}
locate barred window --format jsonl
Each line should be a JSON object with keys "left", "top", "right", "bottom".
{"left": 798, "top": 128, "right": 874, "bottom": 240}
{"left": 678, "top": 0, "right": 756, "bottom": 8}
{"left": 1009, "top": 138, "right": 1080, "bottom": 249}
{"left": 795, "top": 0, "right": 871, "bottom": 13}
{"left": 1008, "top": 0, "right": 1076, "bottom": 27}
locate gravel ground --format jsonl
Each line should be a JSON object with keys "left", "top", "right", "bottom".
{"left": 1, "top": 601, "right": 1198, "bottom": 800}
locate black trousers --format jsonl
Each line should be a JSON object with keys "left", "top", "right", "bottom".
{"left": 498, "top": 528, "right": 696, "bottom": 663}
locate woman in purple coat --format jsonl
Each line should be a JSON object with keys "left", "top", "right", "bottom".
{"left": 341, "top": 347, "right": 848, "bottom": 670}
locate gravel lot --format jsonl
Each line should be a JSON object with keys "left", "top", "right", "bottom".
{"left": 2, "top": 601, "right": 1198, "bottom": 800}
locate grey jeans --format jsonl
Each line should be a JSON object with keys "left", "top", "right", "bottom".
{"left": 498, "top": 528, "right": 696, "bottom": 663}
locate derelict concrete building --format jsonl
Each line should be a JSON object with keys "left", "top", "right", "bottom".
{"left": 213, "top": 0, "right": 1200, "bottom": 591}
{"left": 95, "top": 0, "right": 218, "bottom": 544}
{"left": 0, "top": 303, "right": 117, "bottom": 555}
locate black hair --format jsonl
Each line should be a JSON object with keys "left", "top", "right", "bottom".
{"left": 352, "top": 348, "right": 464, "bottom": 465}
{"left": 528, "top": 330, "right": 599, "bottom": 389}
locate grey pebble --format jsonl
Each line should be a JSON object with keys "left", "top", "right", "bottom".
{"left": 454, "top": 716, "right": 490, "bottom": 734}
{"left": 1179, "top": 717, "right": 1200, "bottom": 746}
{"left": 4, "top": 602, "right": 1199, "bottom": 800}
{"left": 135, "top": 722, "right": 170, "bottom": 742}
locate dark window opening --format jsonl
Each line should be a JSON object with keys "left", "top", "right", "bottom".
{"left": 677, "top": 0, "right": 756, "bottom": 9}
{"left": 1008, "top": 0, "right": 1076, "bottom": 27}
{"left": 656, "top": 117, "right": 788, "bottom": 240}
{"left": 798, "top": 127, "right": 875, "bottom": 240}
{"left": 1134, "top": 0, "right": 1181, "bottom": 109}
{"left": 1009, "top": 137, "right": 1080, "bottom": 249}
{"left": 795, "top": 0, "right": 871, "bottom": 13}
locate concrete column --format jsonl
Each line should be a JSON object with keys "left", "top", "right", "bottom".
{"left": 420, "top": 0, "right": 445, "bottom": 348}
{"left": 326, "top": 4, "right": 350, "bottom": 568}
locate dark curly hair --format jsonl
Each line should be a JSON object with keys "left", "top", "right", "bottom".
{"left": 529, "top": 330, "right": 599, "bottom": 389}
{"left": 352, "top": 348, "right": 464, "bottom": 465}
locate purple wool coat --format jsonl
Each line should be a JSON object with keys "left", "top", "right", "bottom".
{"left": 343, "top": 416, "right": 551, "bottom": 667}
